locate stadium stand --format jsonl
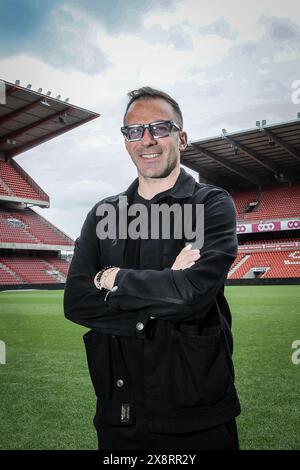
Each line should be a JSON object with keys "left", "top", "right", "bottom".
{"left": 0, "top": 263, "right": 23, "bottom": 284}
{"left": 228, "top": 251, "right": 300, "bottom": 279}
{"left": 182, "top": 117, "right": 300, "bottom": 284}
{"left": 239, "top": 238, "right": 299, "bottom": 245}
{"left": 233, "top": 183, "right": 300, "bottom": 221}
{"left": 238, "top": 238, "right": 299, "bottom": 246}
{"left": 0, "top": 160, "right": 49, "bottom": 203}
{"left": 0, "top": 79, "right": 99, "bottom": 289}
{"left": 43, "top": 256, "right": 71, "bottom": 277}
{"left": 0, "top": 210, "right": 39, "bottom": 243}
{"left": 0, "top": 207, "right": 73, "bottom": 246}
{"left": 0, "top": 255, "right": 66, "bottom": 284}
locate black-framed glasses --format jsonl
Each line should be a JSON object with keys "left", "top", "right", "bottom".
{"left": 121, "top": 120, "right": 182, "bottom": 142}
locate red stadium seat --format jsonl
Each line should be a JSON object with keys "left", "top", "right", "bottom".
{"left": 0, "top": 161, "right": 48, "bottom": 202}
{"left": 0, "top": 207, "right": 73, "bottom": 246}
{"left": 233, "top": 183, "right": 300, "bottom": 221}
{"left": 228, "top": 250, "right": 300, "bottom": 279}
{"left": 0, "top": 255, "right": 69, "bottom": 284}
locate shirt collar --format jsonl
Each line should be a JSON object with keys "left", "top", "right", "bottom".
{"left": 124, "top": 167, "right": 196, "bottom": 202}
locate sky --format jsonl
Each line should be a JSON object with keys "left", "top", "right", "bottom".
{"left": 0, "top": 0, "right": 299, "bottom": 239}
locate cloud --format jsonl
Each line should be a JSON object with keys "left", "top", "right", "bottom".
{"left": 0, "top": 0, "right": 180, "bottom": 73}
{"left": 71, "top": 0, "right": 180, "bottom": 32}
{"left": 198, "top": 19, "right": 238, "bottom": 40}
{"left": 0, "top": 0, "right": 58, "bottom": 42}
{"left": 142, "top": 24, "right": 193, "bottom": 50}
{"left": 192, "top": 84, "right": 223, "bottom": 99}
{"left": 185, "top": 14, "right": 300, "bottom": 117}
{"left": 35, "top": 7, "right": 111, "bottom": 74}
{"left": 255, "top": 79, "right": 289, "bottom": 100}
{"left": 265, "top": 17, "right": 300, "bottom": 41}
{"left": 0, "top": 2, "right": 111, "bottom": 73}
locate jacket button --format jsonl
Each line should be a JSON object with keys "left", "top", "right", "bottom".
{"left": 136, "top": 322, "right": 144, "bottom": 332}
{"left": 116, "top": 379, "right": 124, "bottom": 388}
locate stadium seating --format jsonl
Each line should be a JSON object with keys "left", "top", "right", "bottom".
{"left": 0, "top": 207, "right": 73, "bottom": 246}
{"left": 0, "top": 182, "right": 11, "bottom": 196}
{"left": 233, "top": 183, "right": 300, "bottom": 221}
{"left": 232, "top": 188, "right": 259, "bottom": 218}
{"left": 0, "top": 264, "right": 24, "bottom": 284}
{"left": 0, "top": 210, "right": 39, "bottom": 243}
{"left": 0, "top": 255, "right": 68, "bottom": 284}
{"left": 43, "top": 256, "right": 71, "bottom": 276}
{"left": 239, "top": 238, "right": 300, "bottom": 246}
{"left": 0, "top": 161, "right": 48, "bottom": 202}
{"left": 228, "top": 250, "right": 300, "bottom": 279}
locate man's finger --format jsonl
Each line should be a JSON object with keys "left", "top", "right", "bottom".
{"left": 183, "top": 243, "right": 192, "bottom": 250}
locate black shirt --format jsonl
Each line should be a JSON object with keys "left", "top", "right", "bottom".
{"left": 121, "top": 187, "right": 173, "bottom": 412}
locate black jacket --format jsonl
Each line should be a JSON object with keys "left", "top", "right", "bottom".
{"left": 64, "top": 168, "right": 241, "bottom": 433}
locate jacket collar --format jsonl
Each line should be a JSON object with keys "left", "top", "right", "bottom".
{"left": 120, "top": 167, "right": 196, "bottom": 203}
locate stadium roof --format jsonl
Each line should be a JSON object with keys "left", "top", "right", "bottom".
{"left": 0, "top": 79, "right": 100, "bottom": 159}
{"left": 181, "top": 117, "right": 300, "bottom": 190}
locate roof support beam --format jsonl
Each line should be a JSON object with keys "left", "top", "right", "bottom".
{"left": 0, "top": 98, "right": 43, "bottom": 127}
{"left": 0, "top": 106, "right": 73, "bottom": 145}
{"left": 5, "top": 86, "right": 18, "bottom": 96}
{"left": 181, "top": 157, "right": 231, "bottom": 188}
{"left": 6, "top": 114, "right": 97, "bottom": 158}
{"left": 262, "top": 128, "right": 300, "bottom": 163}
{"left": 190, "top": 143, "right": 261, "bottom": 186}
{"left": 223, "top": 134, "right": 293, "bottom": 181}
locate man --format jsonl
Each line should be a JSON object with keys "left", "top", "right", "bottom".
{"left": 64, "top": 86, "right": 241, "bottom": 450}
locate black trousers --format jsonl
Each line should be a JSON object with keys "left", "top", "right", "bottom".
{"left": 96, "top": 417, "right": 239, "bottom": 450}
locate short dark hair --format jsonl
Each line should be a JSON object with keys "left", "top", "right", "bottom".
{"left": 123, "top": 86, "right": 183, "bottom": 127}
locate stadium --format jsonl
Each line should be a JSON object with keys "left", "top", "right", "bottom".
{"left": 0, "top": 80, "right": 299, "bottom": 450}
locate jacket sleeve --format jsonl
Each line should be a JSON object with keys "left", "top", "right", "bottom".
{"left": 107, "top": 190, "right": 238, "bottom": 322}
{"left": 63, "top": 205, "right": 148, "bottom": 336}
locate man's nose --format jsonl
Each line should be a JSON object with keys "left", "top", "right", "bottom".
{"left": 141, "top": 127, "right": 157, "bottom": 145}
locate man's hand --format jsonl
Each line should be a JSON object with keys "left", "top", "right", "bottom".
{"left": 171, "top": 244, "right": 200, "bottom": 270}
{"left": 102, "top": 267, "right": 120, "bottom": 290}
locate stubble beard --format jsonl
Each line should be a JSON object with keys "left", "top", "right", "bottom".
{"left": 135, "top": 154, "right": 178, "bottom": 180}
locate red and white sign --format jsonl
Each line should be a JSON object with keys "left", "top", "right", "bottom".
{"left": 237, "top": 219, "right": 300, "bottom": 234}
{"left": 284, "top": 220, "right": 300, "bottom": 230}
{"left": 236, "top": 224, "right": 252, "bottom": 234}
{"left": 252, "top": 221, "right": 281, "bottom": 232}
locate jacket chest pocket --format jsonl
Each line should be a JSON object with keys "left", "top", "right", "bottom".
{"left": 168, "top": 326, "right": 233, "bottom": 409}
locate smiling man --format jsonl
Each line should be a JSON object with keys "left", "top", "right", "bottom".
{"left": 122, "top": 93, "right": 186, "bottom": 186}
{"left": 64, "top": 86, "right": 241, "bottom": 450}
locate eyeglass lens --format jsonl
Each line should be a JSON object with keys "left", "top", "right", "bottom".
{"left": 127, "top": 121, "right": 172, "bottom": 140}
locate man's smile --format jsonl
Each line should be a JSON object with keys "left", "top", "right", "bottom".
{"left": 140, "top": 152, "right": 162, "bottom": 160}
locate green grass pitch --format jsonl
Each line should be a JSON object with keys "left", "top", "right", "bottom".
{"left": 0, "top": 286, "right": 299, "bottom": 450}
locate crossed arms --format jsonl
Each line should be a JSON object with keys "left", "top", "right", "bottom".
{"left": 64, "top": 190, "right": 237, "bottom": 335}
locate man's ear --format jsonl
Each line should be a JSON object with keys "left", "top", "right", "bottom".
{"left": 179, "top": 131, "right": 188, "bottom": 151}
